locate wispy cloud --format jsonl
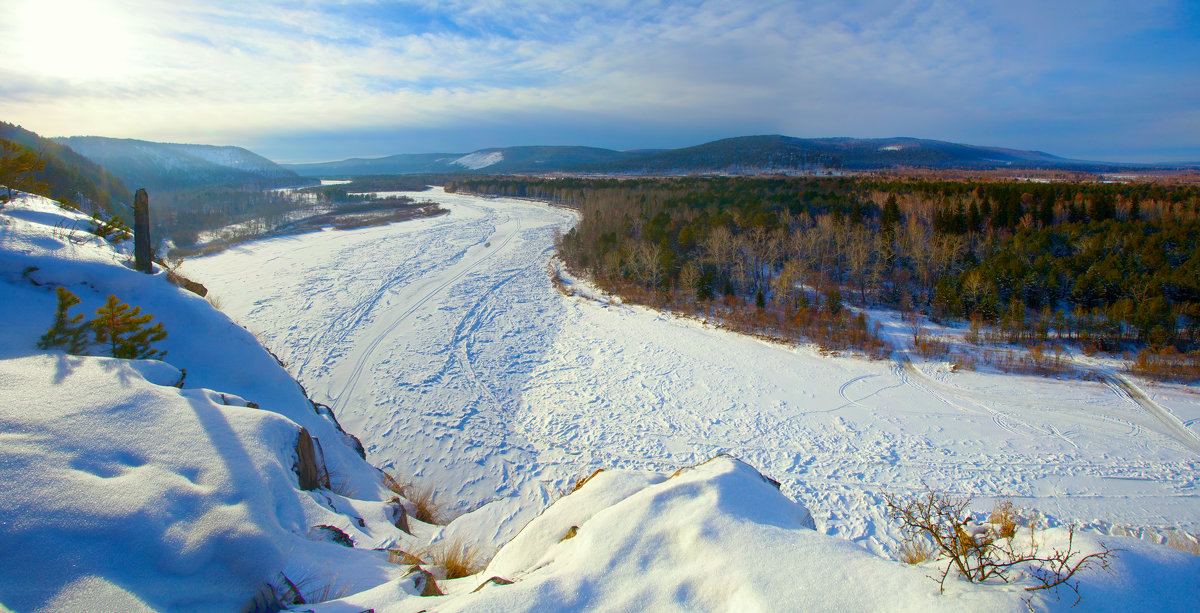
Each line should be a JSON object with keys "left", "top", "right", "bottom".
{"left": 0, "top": 0, "right": 1196, "bottom": 161}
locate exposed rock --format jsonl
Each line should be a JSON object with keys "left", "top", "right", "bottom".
{"left": 387, "top": 497, "right": 412, "bottom": 534}
{"left": 294, "top": 427, "right": 323, "bottom": 491}
{"left": 312, "top": 524, "right": 354, "bottom": 548}
{"left": 471, "top": 576, "right": 514, "bottom": 593}
{"left": 558, "top": 526, "right": 579, "bottom": 542}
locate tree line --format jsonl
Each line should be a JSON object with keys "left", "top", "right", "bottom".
{"left": 448, "top": 176, "right": 1200, "bottom": 366}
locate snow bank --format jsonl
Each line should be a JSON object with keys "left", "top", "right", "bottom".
{"left": 0, "top": 194, "right": 424, "bottom": 610}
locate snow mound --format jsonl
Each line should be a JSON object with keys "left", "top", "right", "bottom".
{"left": 452, "top": 150, "right": 504, "bottom": 170}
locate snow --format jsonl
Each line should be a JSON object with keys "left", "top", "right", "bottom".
{"left": 451, "top": 150, "right": 504, "bottom": 170}
{"left": 184, "top": 188, "right": 1200, "bottom": 555}
{"left": 297, "top": 456, "right": 1200, "bottom": 612}
{"left": 7, "top": 186, "right": 1199, "bottom": 611}
{"left": 0, "top": 194, "right": 429, "bottom": 610}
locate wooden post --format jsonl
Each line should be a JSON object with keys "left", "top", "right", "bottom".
{"left": 134, "top": 188, "right": 152, "bottom": 273}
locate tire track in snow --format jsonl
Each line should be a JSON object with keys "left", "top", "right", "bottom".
{"left": 330, "top": 208, "right": 523, "bottom": 413}
{"left": 1099, "top": 372, "right": 1200, "bottom": 455}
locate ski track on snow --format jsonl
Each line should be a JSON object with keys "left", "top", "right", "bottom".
{"left": 184, "top": 187, "right": 1200, "bottom": 550}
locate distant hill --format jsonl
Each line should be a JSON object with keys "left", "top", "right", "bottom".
{"left": 0, "top": 122, "right": 132, "bottom": 213}
{"left": 570, "top": 135, "right": 1087, "bottom": 173}
{"left": 285, "top": 135, "right": 1173, "bottom": 177}
{"left": 56, "top": 136, "right": 305, "bottom": 192}
{"left": 284, "top": 145, "right": 643, "bottom": 177}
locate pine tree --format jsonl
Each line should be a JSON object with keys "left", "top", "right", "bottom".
{"left": 0, "top": 138, "right": 46, "bottom": 203}
{"left": 37, "top": 286, "right": 89, "bottom": 354}
{"left": 91, "top": 295, "right": 168, "bottom": 359}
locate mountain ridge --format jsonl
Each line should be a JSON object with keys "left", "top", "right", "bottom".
{"left": 55, "top": 135, "right": 305, "bottom": 192}
{"left": 282, "top": 134, "right": 1194, "bottom": 177}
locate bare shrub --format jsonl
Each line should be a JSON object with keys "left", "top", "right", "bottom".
{"left": 884, "top": 487, "right": 1117, "bottom": 603}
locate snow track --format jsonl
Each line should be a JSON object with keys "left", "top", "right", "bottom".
{"left": 185, "top": 188, "right": 1200, "bottom": 548}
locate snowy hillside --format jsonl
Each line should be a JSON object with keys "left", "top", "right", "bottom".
{"left": 452, "top": 150, "right": 504, "bottom": 170}
{"left": 55, "top": 136, "right": 302, "bottom": 191}
{"left": 0, "top": 194, "right": 445, "bottom": 610}
{"left": 5, "top": 188, "right": 1198, "bottom": 611}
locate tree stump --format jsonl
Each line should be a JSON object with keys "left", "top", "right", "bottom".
{"left": 134, "top": 188, "right": 152, "bottom": 273}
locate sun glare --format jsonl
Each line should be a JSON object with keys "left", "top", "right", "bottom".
{"left": 11, "top": 0, "right": 136, "bottom": 80}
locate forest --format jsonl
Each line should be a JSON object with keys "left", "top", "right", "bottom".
{"left": 446, "top": 176, "right": 1200, "bottom": 379}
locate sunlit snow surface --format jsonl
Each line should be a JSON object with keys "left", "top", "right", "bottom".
{"left": 185, "top": 187, "right": 1200, "bottom": 551}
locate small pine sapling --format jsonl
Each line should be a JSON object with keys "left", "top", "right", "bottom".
{"left": 91, "top": 294, "right": 168, "bottom": 359}
{"left": 89, "top": 212, "right": 133, "bottom": 243}
{"left": 37, "top": 286, "right": 89, "bottom": 354}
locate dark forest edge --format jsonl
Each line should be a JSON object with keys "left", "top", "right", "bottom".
{"left": 446, "top": 176, "right": 1200, "bottom": 382}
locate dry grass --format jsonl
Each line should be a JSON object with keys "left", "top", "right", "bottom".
{"left": 989, "top": 499, "right": 1018, "bottom": 539}
{"left": 206, "top": 293, "right": 224, "bottom": 310}
{"left": 380, "top": 471, "right": 443, "bottom": 524}
{"left": 387, "top": 548, "right": 424, "bottom": 565}
{"left": 424, "top": 538, "right": 485, "bottom": 579}
{"left": 898, "top": 537, "right": 936, "bottom": 564}
{"left": 272, "top": 571, "right": 350, "bottom": 607}
{"left": 382, "top": 470, "right": 406, "bottom": 496}
{"left": 569, "top": 469, "right": 604, "bottom": 494}
{"left": 1165, "top": 530, "right": 1200, "bottom": 555}
{"left": 406, "top": 482, "right": 443, "bottom": 524}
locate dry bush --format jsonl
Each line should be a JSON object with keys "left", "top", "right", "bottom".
{"left": 1165, "top": 530, "right": 1200, "bottom": 555}
{"left": 424, "top": 538, "right": 485, "bottom": 579}
{"left": 884, "top": 487, "right": 1117, "bottom": 603}
{"left": 206, "top": 293, "right": 225, "bottom": 310}
{"left": 1127, "top": 347, "right": 1200, "bottom": 382}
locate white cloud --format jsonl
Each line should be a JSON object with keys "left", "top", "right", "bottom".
{"left": 0, "top": 0, "right": 1195, "bottom": 160}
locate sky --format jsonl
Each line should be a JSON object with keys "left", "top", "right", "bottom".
{"left": 0, "top": 0, "right": 1197, "bottom": 164}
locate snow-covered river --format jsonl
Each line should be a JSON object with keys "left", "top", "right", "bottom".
{"left": 185, "top": 187, "right": 1200, "bottom": 550}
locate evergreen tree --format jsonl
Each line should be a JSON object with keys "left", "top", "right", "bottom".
{"left": 881, "top": 194, "right": 901, "bottom": 234}
{"left": 0, "top": 138, "right": 46, "bottom": 202}
{"left": 37, "top": 287, "right": 89, "bottom": 354}
{"left": 91, "top": 295, "right": 168, "bottom": 359}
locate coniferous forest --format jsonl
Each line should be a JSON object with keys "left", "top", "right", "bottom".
{"left": 447, "top": 176, "right": 1200, "bottom": 378}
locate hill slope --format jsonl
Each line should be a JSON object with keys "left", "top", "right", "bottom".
{"left": 56, "top": 136, "right": 304, "bottom": 191}
{"left": 283, "top": 145, "right": 641, "bottom": 177}
{"left": 571, "top": 135, "right": 1087, "bottom": 173}
{"left": 284, "top": 135, "right": 1152, "bottom": 177}
{"left": 0, "top": 122, "right": 132, "bottom": 213}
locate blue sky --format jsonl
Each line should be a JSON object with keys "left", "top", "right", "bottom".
{"left": 0, "top": 0, "right": 1196, "bottom": 163}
